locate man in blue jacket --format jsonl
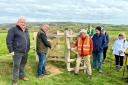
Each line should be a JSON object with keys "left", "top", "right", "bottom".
{"left": 6, "top": 18, "right": 30, "bottom": 85}
{"left": 92, "top": 26, "right": 106, "bottom": 73}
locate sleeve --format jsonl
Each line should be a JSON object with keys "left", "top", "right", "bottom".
{"left": 6, "top": 28, "right": 15, "bottom": 53}
{"left": 71, "top": 40, "right": 78, "bottom": 48}
{"left": 90, "top": 37, "right": 93, "bottom": 54}
{"left": 102, "top": 35, "right": 106, "bottom": 48}
{"left": 27, "top": 32, "right": 30, "bottom": 51}
{"left": 40, "top": 33, "right": 51, "bottom": 48}
{"left": 106, "top": 33, "right": 110, "bottom": 44}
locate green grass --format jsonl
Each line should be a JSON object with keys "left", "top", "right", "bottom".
{"left": 0, "top": 31, "right": 128, "bottom": 85}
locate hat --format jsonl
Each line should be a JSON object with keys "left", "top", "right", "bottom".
{"left": 79, "top": 29, "right": 87, "bottom": 34}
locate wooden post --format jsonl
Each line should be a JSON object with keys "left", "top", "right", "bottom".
{"left": 64, "top": 30, "right": 72, "bottom": 71}
{"left": 34, "top": 32, "right": 38, "bottom": 61}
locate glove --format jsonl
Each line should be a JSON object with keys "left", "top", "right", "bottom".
{"left": 70, "top": 48, "right": 73, "bottom": 51}
{"left": 10, "top": 52, "right": 14, "bottom": 56}
{"left": 118, "top": 50, "right": 123, "bottom": 55}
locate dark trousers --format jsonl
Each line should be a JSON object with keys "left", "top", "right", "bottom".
{"left": 115, "top": 55, "right": 124, "bottom": 66}
{"left": 103, "top": 46, "right": 108, "bottom": 61}
{"left": 12, "top": 52, "right": 28, "bottom": 83}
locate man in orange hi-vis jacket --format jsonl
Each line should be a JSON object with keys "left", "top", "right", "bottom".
{"left": 71, "top": 29, "right": 93, "bottom": 79}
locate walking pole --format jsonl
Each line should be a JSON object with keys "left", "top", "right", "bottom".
{"left": 106, "top": 49, "right": 113, "bottom": 76}
{"left": 122, "top": 55, "right": 128, "bottom": 78}
{"left": 109, "top": 49, "right": 113, "bottom": 72}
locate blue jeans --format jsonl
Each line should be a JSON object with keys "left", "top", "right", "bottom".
{"left": 37, "top": 52, "right": 46, "bottom": 76}
{"left": 93, "top": 52, "right": 102, "bottom": 70}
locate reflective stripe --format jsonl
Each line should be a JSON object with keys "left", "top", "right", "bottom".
{"left": 78, "top": 45, "right": 90, "bottom": 46}
{"left": 78, "top": 49, "right": 90, "bottom": 51}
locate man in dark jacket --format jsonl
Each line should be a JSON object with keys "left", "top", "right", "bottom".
{"left": 6, "top": 18, "right": 30, "bottom": 85}
{"left": 101, "top": 28, "right": 109, "bottom": 63}
{"left": 92, "top": 26, "right": 106, "bottom": 73}
{"left": 36, "top": 24, "right": 51, "bottom": 78}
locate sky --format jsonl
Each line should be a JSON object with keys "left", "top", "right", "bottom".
{"left": 0, "top": 0, "right": 128, "bottom": 25}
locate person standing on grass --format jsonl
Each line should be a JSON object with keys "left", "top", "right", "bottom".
{"left": 71, "top": 29, "right": 93, "bottom": 79}
{"left": 6, "top": 18, "right": 30, "bottom": 85}
{"left": 112, "top": 32, "right": 128, "bottom": 71}
{"left": 101, "top": 28, "right": 109, "bottom": 63}
{"left": 92, "top": 26, "right": 106, "bottom": 73}
{"left": 36, "top": 24, "right": 51, "bottom": 79}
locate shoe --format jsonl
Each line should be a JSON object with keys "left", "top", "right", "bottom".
{"left": 12, "top": 83, "right": 17, "bottom": 85}
{"left": 74, "top": 72, "right": 79, "bottom": 75}
{"left": 38, "top": 74, "right": 44, "bottom": 79}
{"left": 87, "top": 75, "right": 92, "bottom": 80}
{"left": 119, "top": 66, "right": 123, "bottom": 71}
{"left": 20, "top": 77, "right": 29, "bottom": 81}
{"left": 93, "top": 69, "right": 96, "bottom": 71}
{"left": 99, "top": 69, "right": 102, "bottom": 73}
{"left": 115, "top": 65, "right": 119, "bottom": 71}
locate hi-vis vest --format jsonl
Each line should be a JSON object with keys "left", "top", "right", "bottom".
{"left": 78, "top": 36, "right": 91, "bottom": 56}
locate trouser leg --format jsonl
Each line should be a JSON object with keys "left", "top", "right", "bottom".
{"left": 84, "top": 55, "right": 92, "bottom": 76}
{"left": 97, "top": 52, "right": 102, "bottom": 70}
{"left": 119, "top": 56, "right": 124, "bottom": 67}
{"left": 75, "top": 56, "right": 82, "bottom": 73}
{"left": 103, "top": 47, "right": 108, "bottom": 61}
{"left": 19, "top": 53, "right": 28, "bottom": 78}
{"left": 93, "top": 53, "right": 97, "bottom": 69}
{"left": 12, "top": 53, "right": 22, "bottom": 83}
{"left": 115, "top": 55, "right": 119, "bottom": 66}
{"left": 37, "top": 52, "right": 46, "bottom": 76}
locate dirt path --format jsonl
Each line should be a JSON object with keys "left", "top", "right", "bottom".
{"left": 46, "top": 64, "right": 63, "bottom": 76}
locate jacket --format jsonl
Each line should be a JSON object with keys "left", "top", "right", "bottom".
{"left": 36, "top": 29, "right": 51, "bottom": 53}
{"left": 92, "top": 34, "right": 106, "bottom": 53}
{"left": 112, "top": 39, "right": 128, "bottom": 56}
{"left": 6, "top": 25, "right": 30, "bottom": 53}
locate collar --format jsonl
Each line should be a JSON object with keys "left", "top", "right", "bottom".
{"left": 16, "top": 25, "right": 27, "bottom": 32}
{"left": 40, "top": 29, "right": 46, "bottom": 34}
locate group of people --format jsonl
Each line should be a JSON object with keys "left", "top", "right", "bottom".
{"left": 71, "top": 26, "right": 128, "bottom": 80}
{"left": 6, "top": 18, "right": 51, "bottom": 85}
{"left": 71, "top": 26, "right": 109, "bottom": 79}
{"left": 6, "top": 18, "right": 128, "bottom": 85}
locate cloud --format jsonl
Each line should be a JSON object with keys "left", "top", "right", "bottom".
{"left": 0, "top": 0, "right": 128, "bottom": 24}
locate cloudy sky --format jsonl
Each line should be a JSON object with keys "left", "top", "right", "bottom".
{"left": 0, "top": 0, "right": 128, "bottom": 24}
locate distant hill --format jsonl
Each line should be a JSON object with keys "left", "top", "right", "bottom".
{"left": 0, "top": 22, "right": 128, "bottom": 31}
